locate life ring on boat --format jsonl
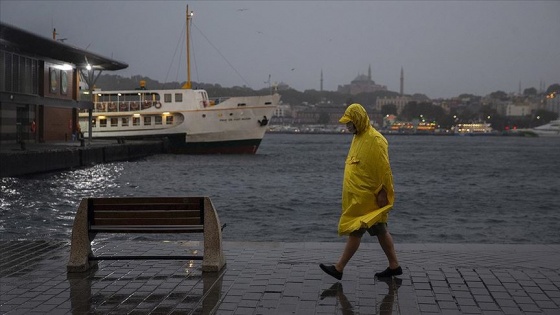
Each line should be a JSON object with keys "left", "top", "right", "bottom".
{"left": 154, "top": 102, "right": 162, "bottom": 109}
{"left": 30, "top": 120, "right": 37, "bottom": 133}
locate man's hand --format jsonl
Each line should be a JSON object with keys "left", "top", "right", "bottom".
{"left": 377, "top": 188, "right": 389, "bottom": 208}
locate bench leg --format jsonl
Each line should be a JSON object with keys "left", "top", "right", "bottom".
{"left": 202, "top": 197, "right": 226, "bottom": 272}
{"left": 67, "top": 198, "right": 97, "bottom": 273}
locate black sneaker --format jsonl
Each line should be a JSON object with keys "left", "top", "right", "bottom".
{"left": 319, "top": 263, "right": 343, "bottom": 280}
{"left": 375, "top": 266, "right": 403, "bottom": 278}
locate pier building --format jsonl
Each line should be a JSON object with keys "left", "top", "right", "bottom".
{"left": 0, "top": 22, "right": 127, "bottom": 146}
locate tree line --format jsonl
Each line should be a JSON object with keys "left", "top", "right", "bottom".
{"left": 95, "top": 74, "right": 559, "bottom": 130}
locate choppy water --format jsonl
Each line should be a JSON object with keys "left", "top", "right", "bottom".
{"left": 1, "top": 134, "right": 559, "bottom": 244}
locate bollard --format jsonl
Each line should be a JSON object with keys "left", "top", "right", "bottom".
{"left": 77, "top": 132, "right": 85, "bottom": 147}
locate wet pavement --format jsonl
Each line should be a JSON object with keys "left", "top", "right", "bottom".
{"left": 0, "top": 240, "right": 559, "bottom": 314}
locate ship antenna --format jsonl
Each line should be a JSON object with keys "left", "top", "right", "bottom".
{"left": 182, "top": 5, "right": 194, "bottom": 89}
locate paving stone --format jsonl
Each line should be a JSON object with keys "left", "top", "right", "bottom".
{"left": 0, "top": 241, "right": 559, "bottom": 314}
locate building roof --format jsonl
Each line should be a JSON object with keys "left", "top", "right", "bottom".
{"left": 0, "top": 22, "right": 128, "bottom": 71}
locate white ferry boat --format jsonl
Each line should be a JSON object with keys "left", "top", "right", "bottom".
{"left": 531, "top": 119, "right": 560, "bottom": 137}
{"left": 78, "top": 5, "right": 279, "bottom": 154}
{"left": 453, "top": 122, "right": 494, "bottom": 135}
{"left": 79, "top": 88, "right": 279, "bottom": 153}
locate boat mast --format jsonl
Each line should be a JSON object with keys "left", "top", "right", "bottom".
{"left": 182, "top": 5, "right": 193, "bottom": 89}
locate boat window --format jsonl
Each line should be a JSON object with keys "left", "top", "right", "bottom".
{"left": 122, "top": 117, "right": 129, "bottom": 127}
{"left": 144, "top": 116, "right": 152, "bottom": 126}
{"left": 155, "top": 116, "right": 162, "bottom": 125}
{"left": 175, "top": 93, "right": 183, "bottom": 102}
{"left": 166, "top": 116, "right": 173, "bottom": 125}
{"left": 164, "top": 94, "right": 172, "bottom": 103}
{"left": 198, "top": 90, "right": 208, "bottom": 100}
{"left": 100, "top": 119, "right": 107, "bottom": 127}
{"left": 133, "top": 117, "right": 140, "bottom": 126}
{"left": 110, "top": 118, "right": 118, "bottom": 127}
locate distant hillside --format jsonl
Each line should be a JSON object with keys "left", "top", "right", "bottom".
{"left": 95, "top": 74, "right": 264, "bottom": 97}
{"left": 94, "top": 74, "right": 401, "bottom": 106}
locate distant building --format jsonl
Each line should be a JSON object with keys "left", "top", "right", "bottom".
{"left": 293, "top": 104, "right": 347, "bottom": 125}
{"left": 545, "top": 92, "right": 559, "bottom": 115}
{"left": 275, "top": 82, "right": 290, "bottom": 91}
{"left": 505, "top": 104, "right": 532, "bottom": 117}
{"left": 337, "top": 65, "right": 387, "bottom": 95}
{"left": 375, "top": 96, "right": 411, "bottom": 115}
{"left": 400, "top": 67, "right": 404, "bottom": 95}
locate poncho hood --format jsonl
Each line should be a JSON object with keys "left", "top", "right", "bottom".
{"left": 339, "top": 103, "right": 370, "bottom": 134}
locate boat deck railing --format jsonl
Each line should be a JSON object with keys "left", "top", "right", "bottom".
{"left": 80, "top": 100, "right": 161, "bottom": 113}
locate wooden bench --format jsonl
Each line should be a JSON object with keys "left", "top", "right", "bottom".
{"left": 67, "top": 197, "right": 226, "bottom": 273}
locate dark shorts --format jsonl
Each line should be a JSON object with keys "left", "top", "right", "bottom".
{"left": 350, "top": 222, "right": 388, "bottom": 238}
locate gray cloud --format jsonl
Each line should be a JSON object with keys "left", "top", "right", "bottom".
{"left": 1, "top": 0, "right": 558, "bottom": 98}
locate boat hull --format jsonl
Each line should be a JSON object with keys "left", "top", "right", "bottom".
{"left": 169, "top": 137, "right": 263, "bottom": 154}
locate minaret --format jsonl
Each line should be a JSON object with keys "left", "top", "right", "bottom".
{"left": 368, "top": 64, "right": 372, "bottom": 81}
{"left": 320, "top": 69, "right": 323, "bottom": 91}
{"left": 400, "top": 67, "right": 404, "bottom": 96}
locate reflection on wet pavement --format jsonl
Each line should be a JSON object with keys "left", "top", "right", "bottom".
{"left": 1, "top": 241, "right": 559, "bottom": 314}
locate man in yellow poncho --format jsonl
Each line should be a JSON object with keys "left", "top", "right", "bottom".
{"left": 320, "top": 103, "right": 402, "bottom": 280}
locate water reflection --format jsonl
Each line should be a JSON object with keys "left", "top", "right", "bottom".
{"left": 0, "top": 164, "right": 125, "bottom": 240}
{"left": 320, "top": 282, "right": 355, "bottom": 314}
{"left": 68, "top": 264, "right": 224, "bottom": 314}
{"left": 320, "top": 277, "right": 402, "bottom": 315}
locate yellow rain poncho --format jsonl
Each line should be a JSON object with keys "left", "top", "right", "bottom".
{"left": 338, "top": 104, "right": 395, "bottom": 236}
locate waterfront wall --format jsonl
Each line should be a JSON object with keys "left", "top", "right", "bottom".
{"left": 0, "top": 141, "right": 165, "bottom": 177}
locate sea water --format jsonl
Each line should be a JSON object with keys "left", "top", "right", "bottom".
{"left": 1, "top": 134, "right": 559, "bottom": 244}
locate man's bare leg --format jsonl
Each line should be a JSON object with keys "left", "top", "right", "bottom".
{"left": 377, "top": 231, "right": 399, "bottom": 269}
{"left": 335, "top": 235, "right": 362, "bottom": 272}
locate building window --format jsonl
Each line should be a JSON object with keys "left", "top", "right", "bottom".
{"left": 122, "top": 117, "right": 129, "bottom": 127}
{"left": 144, "top": 116, "right": 152, "bottom": 126}
{"left": 100, "top": 118, "right": 107, "bottom": 127}
{"left": 110, "top": 118, "right": 118, "bottom": 127}
{"left": 175, "top": 93, "right": 182, "bottom": 102}
{"left": 166, "top": 116, "right": 174, "bottom": 124}
{"left": 1, "top": 52, "right": 39, "bottom": 95}
{"left": 60, "top": 71, "right": 68, "bottom": 95}
{"left": 164, "top": 94, "right": 172, "bottom": 103}
{"left": 49, "top": 68, "right": 58, "bottom": 94}
{"left": 133, "top": 117, "right": 140, "bottom": 126}
{"left": 155, "top": 116, "right": 162, "bottom": 125}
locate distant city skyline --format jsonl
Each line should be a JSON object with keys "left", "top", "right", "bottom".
{"left": 1, "top": 1, "right": 558, "bottom": 98}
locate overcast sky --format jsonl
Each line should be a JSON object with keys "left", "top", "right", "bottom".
{"left": 1, "top": 0, "right": 559, "bottom": 99}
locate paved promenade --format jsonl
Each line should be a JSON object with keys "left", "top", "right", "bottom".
{"left": 0, "top": 240, "right": 559, "bottom": 314}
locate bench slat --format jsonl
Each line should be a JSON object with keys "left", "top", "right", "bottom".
{"left": 93, "top": 210, "right": 201, "bottom": 219}
{"left": 92, "top": 203, "right": 200, "bottom": 211}
{"left": 90, "top": 225, "right": 204, "bottom": 233}
{"left": 92, "top": 217, "right": 202, "bottom": 226}
{"left": 91, "top": 197, "right": 203, "bottom": 205}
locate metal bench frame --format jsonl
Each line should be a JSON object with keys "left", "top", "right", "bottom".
{"left": 67, "top": 197, "right": 226, "bottom": 273}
